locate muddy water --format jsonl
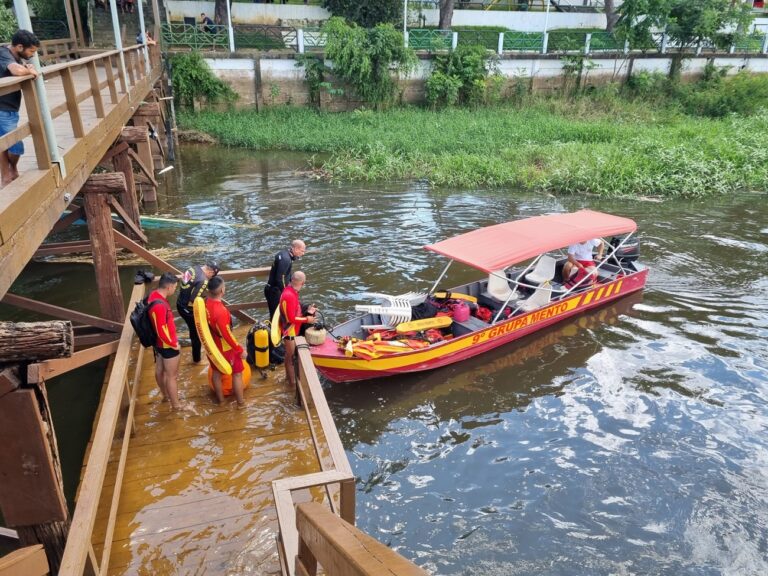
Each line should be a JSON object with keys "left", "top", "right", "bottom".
{"left": 5, "top": 145, "right": 767, "bottom": 574}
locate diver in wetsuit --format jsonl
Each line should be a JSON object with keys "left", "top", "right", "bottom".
{"left": 176, "top": 260, "right": 219, "bottom": 363}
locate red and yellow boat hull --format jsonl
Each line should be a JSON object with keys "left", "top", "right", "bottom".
{"left": 310, "top": 270, "right": 647, "bottom": 382}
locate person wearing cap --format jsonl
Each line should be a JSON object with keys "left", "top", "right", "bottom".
{"left": 177, "top": 260, "right": 219, "bottom": 363}
{"left": 264, "top": 239, "right": 305, "bottom": 364}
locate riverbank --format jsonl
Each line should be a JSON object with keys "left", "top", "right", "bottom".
{"left": 179, "top": 100, "right": 768, "bottom": 198}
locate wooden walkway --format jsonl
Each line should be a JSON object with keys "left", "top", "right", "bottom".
{"left": 89, "top": 327, "right": 320, "bottom": 575}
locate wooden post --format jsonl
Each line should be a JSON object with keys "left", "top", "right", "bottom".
{"left": 71, "top": 0, "right": 85, "bottom": 49}
{"left": 121, "top": 126, "right": 156, "bottom": 204}
{"left": 62, "top": 0, "right": 77, "bottom": 49}
{"left": 0, "top": 321, "right": 74, "bottom": 362}
{"left": 82, "top": 173, "right": 127, "bottom": 324}
{"left": 112, "top": 149, "right": 143, "bottom": 242}
{"left": 0, "top": 367, "right": 70, "bottom": 574}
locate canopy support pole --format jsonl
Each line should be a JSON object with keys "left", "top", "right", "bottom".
{"left": 428, "top": 260, "right": 453, "bottom": 295}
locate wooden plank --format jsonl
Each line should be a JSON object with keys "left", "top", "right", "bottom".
{"left": 217, "top": 267, "right": 270, "bottom": 280}
{"left": 0, "top": 389, "right": 68, "bottom": 526}
{"left": 27, "top": 341, "right": 120, "bottom": 382}
{"left": 225, "top": 301, "right": 268, "bottom": 312}
{"left": 107, "top": 197, "right": 147, "bottom": 244}
{"left": 50, "top": 207, "right": 85, "bottom": 234}
{"left": 0, "top": 368, "right": 20, "bottom": 400}
{"left": 102, "top": 55, "right": 118, "bottom": 105}
{"left": 98, "top": 142, "right": 129, "bottom": 165}
{"left": 33, "top": 241, "right": 91, "bottom": 257}
{"left": 61, "top": 68, "right": 84, "bottom": 138}
{"left": 59, "top": 284, "right": 143, "bottom": 575}
{"left": 74, "top": 333, "right": 119, "bottom": 348}
{"left": 86, "top": 61, "right": 104, "bottom": 119}
{"left": 126, "top": 148, "right": 157, "bottom": 188}
{"left": 19, "top": 81, "right": 51, "bottom": 171}
{"left": 113, "top": 230, "right": 181, "bottom": 274}
{"left": 1, "top": 293, "right": 123, "bottom": 333}
{"left": 0, "top": 544, "right": 49, "bottom": 576}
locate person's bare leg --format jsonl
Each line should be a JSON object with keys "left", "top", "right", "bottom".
{"left": 164, "top": 355, "right": 182, "bottom": 409}
{"left": 7, "top": 152, "right": 20, "bottom": 181}
{"left": 284, "top": 338, "right": 297, "bottom": 389}
{"left": 212, "top": 370, "right": 225, "bottom": 405}
{"left": 154, "top": 354, "right": 169, "bottom": 400}
{"left": 0, "top": 150, "right": 11, "bottom": 187}
{"left": 233, "top": 373, "right": 244, "bottom": 407}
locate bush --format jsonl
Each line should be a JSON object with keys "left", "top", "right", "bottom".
{"left": 426, "top": 45, "right": 500, "bottom": 109}
{"left": 170, "top": 52, "right": 237, "bottom": 109}
{"left": 677, "top": 70, "right": 768, "bottom": 118}
{"left": 0, "top": 5, "right": 17, "bottom": 43}
{"left": 425, "top": 71, "right": 462, "bottom": 108}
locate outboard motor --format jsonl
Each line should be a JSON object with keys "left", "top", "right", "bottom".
{"left": 609, "top": 235, "right": 640, "bottom": 263}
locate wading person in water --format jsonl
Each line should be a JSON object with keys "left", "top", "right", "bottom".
{"left": 278, "top": 271, "right": 316, "bottom": 390}
{"left": 205, "top": 277, "right": 247, "bottom": 406}
{"left": 148, "top": 273, "right": 188, "bottom": 411}
{"left": 177, "top": 261, "right": 219, "bottom": 363}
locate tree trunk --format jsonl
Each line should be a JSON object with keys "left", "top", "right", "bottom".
{"left": 605, "top": 0, "right": 618, "bottom": 33}
{"left": 0, "top": 321, "right": 74, "bottom": 363}
{"left": 214, "top": 0, "right": 229, "bottom": 25}
{"left": 439, "top": 0, "right": 454, "bottom": 30}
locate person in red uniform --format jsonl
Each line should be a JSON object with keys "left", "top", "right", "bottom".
{"left": 148, "top": 272, "right": 184, "bottom": 410}
{"left": 278, "top": 270, "right": 316, "bottom": 390}
{"left": 205, "top": 276, "right": 247, "bottom": 406}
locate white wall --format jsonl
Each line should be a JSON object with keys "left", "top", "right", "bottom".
{"left": 167, "top": 1, "right": 331, "bottom": 24}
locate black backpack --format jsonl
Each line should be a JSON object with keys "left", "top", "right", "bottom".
{"left": 130, "top": 297, "right": 162, "bottom": 348}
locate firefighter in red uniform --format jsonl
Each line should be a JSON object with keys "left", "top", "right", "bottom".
{"left": 205, "top": 276, "right": 247, "bottom": 406}
{"left": 278, "top": 270, "right": 316, "bottom": 390}
{"left": 148, "top": 272, "right": 185, "bottom": 410}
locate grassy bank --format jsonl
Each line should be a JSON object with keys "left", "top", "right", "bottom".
{"left": 178, "top": 98, "right": 768, "bottom": 198}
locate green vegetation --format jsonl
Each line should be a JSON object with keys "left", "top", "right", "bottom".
{"left": 179, "top": 75, "right": 768, "bottom": 198}
{"left": 426, "top": 45, "right": 502, "bottom": 108}
{"left": 0, "top": 4, "right": 17, "bottom": 43}
{"left": 321, "top": 18, "right": 416, "bottom": 108}
{"left": 169, "top": 52, "right": 237, "bottom": 108}
{"left": 321, "top": 0, "right": 402, "bottom": 28}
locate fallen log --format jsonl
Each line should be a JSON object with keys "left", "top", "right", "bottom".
{"left": 0, "top": 321, "right": 74, "bottom": 363}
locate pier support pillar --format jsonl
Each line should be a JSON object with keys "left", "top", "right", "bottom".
{"left": 112, "top": 149, "right": 144, "bottom": 242}
{"left": 0, "top": 362, "right": 72, "bottom": 573}
{"left": 121, "top": 126, "right": 157, "bottom": 206}
{"left": 83, "top": 173, "right": 127, "bottom": 324}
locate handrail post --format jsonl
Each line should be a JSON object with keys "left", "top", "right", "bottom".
{"left": 451, "top": 31, "right": 458, "bottom": 50}
{"left": 226, "top": 0, "right": 235, "bottom": 52}
{"left": 498, "top": 31, "right": 504, "bottom": 55}
{"left": 763, "top": 33, "right": 768, "bottom": 54}
{"left": 542, "top": 31, "right": 549, "bottom": 54}
{"left": 136, "top": 0, "right": 151, "bottom": 74}
{"left": 108, "top": 0, "right": 129, "bottom": 90}
{"left": 584, "top": 32, "right": 591, "bottom": 55}
{"left": 12, "top": 0, "right": 66, "bottom": 177}
{"left": 297, "top": 28, "right": 305, "bottom": 54}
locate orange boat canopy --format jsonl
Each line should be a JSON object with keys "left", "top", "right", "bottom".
{"left": 424, "top": 210, "right": 637, "bottom": 273}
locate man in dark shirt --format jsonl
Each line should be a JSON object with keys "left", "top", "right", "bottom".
{"left": 264, "top": 239, "right": 305, "bottom": 364}
{"left": 200, "top": 13, "right": 215, "bottom": 34}
{"left": 176, "top": 260, "right": 219, "bottom": 363}
{"left": 1, "top": 30, "right": 40, "bottom": 188}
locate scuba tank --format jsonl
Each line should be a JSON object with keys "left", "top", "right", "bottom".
{"left": 254, "top": 322, "right": 270, "bottom": 369}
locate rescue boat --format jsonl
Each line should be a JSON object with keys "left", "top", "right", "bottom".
{"left": 310, "top": 210, "right": 647, "bottom": 383}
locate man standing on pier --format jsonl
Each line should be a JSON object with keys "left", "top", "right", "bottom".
{"left": 177, "top": 261, "right": 219, "bottom": 363}
{"left": 0, "top": 30, "right": 40, "bottom": 188}
{"left": 148, "top": 272, "right": 186, "bottom": 410}
{"left": 264, "top": 239, "right": 306, "bottom": 364}
{"left": 278, "top": 271, "right": 316, "bottom": 391}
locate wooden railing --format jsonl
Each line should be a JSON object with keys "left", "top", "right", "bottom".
{"left": 39, "top": 38, "right": 80, "bottom": 63}
{"left": 0, "top": 43, "right": 162, "bottom": 299}
{"left": 56, "top": 283, "right": 145, "bottom": 576}
{"left": 272, "top": 338, "right": 356, "bottom": 576}
{"left": 294, "top": 503, "right": 428, "bottom": 576}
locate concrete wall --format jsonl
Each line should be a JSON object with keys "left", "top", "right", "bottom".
{"left": 203, "top": 53, "right": 768, "bottom": 110}
{"left": 167, "top": 1, "right": 604, "bottom": 30}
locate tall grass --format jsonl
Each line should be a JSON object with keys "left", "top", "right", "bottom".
{"left": 179, "top": 93, "right": 768, "bottom": 198}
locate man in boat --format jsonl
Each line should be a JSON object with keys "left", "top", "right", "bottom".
{"left": 264, "top": 239, "right": 306, "bottom": 364}
{"left": 562, "top": 238, "right": 605, "bottom": 288}
{"left": 177, "top": 261, "right": 219, "bottom": 364}
{"left": 205, "top": 276, "right": 247, "bottom": 406}
{"left": 148, "top": 272, "right": 186, "bottom": 410}
{"left": 0, "top": 30, "right": 40, "bottom": 189}
{"left": 278, "top": 271, "right": 316, "bottom": 390}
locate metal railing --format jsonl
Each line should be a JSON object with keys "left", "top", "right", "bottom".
{"left": 160, "top": 22, "right": 229, "bottom": 50}
{"left": 235, "top": 24, "right": 297, "bottom": 50}
{"left": 408, "top": 28, "right": 452, "bottom": 51}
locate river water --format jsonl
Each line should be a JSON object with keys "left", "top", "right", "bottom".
{"left": 6, "top": 145, "right": 767, "bottom": 574}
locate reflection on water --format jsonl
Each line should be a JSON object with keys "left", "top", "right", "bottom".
{"left": 5, "top": 145, "right": 767, "bottom": 575}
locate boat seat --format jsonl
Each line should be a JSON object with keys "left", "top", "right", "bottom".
{"left": 524, "top": 255, "right": 556, "bottom": 286}
{"left": 518, "top": 283, "right": 552, "bottom": 313}
{"left": 482, "top": 270, "right": 519, "bottom": 304}
{"left": 356, "top": 293, "right": 419, "bottom": 329}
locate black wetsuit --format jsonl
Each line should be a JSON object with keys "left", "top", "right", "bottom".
{"left": 176, "top": 265, "right": 209, "bottom": 362}
{"left": 264, "top": 248, "right": 295, "bottom": 363}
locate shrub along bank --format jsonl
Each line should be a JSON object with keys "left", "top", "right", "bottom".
{"left": 179, "top": 92, "right": 768, "bottom": 198}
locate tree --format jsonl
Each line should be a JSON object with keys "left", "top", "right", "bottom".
{"left": 604, "top": 0, "right": 619, "bottom": 33}
{"left": 439, "top": 0, "right": 454, "bottom": 30}
{"left": 617, "top": 0, "right": 754, "bottom": 50}
{"left": 322, "top": 0, "right": 402, "bottom": 28}
{"left": 0, "top": 4, "right": 17, "bottom": 43}
{"left": 214, "top": 0, "right": 229, "bottom": 26}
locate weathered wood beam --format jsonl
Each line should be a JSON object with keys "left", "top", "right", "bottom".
{"left": 0, "top": 321, "right": 73, "bottom": 363}
{"left": 132, "top": 102, "right": 160, "bottom": 117}
{"left": 99, "top": 141, "right": 129, "bottom": 165}
{"left": 28, "top": 341, "right": 120, "bottom": 383}
{"left": 107, "top": 197, "right": 148, "bottom": 244}
{"left": 0, "top": 544, "right": 49, "bottom": 575}
{"left": 225, "top": 301, "right": 268, "bottom": 313}
{"left": 113, "top": 229, "right": 181, "bottom": 274}
{"left": 83, "top": 174, "right": 126, "bottom": 324}
{"left": 217, "top": 267, "right": 270, "bottom": 280}
{"left": 33, "top": 240, "right": 92, "bottom": 257}
{"left": 112, "top": 149, "right": 143, "bottom": 243}
{"left": 74, "top": 333, "right": 119, "bottom": 348}
{"left": 126, "top": 148, "right": 158, "bottom": 188}
{"left": 0, "top": 366, "right": 20, "bottom": 398}
{"left": 51, "top": 207, "right": 85, "bottom": 234}
{"left": 1, "top": 293, "right": 123, "bottom": 333}
{"left": 119, "top": 125, "right": 150, "bottom": 144}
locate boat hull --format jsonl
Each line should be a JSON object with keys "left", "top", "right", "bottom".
{"left": 311, "top": 270, "right": 647, "bottom": 382}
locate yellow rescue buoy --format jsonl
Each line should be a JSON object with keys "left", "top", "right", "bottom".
{"left": 192, "top": 296, "right": 232, "bottom": 375}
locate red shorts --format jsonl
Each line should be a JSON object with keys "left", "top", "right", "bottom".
{"left": 210, "top": 349, "right": 244, "bottom": 374}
